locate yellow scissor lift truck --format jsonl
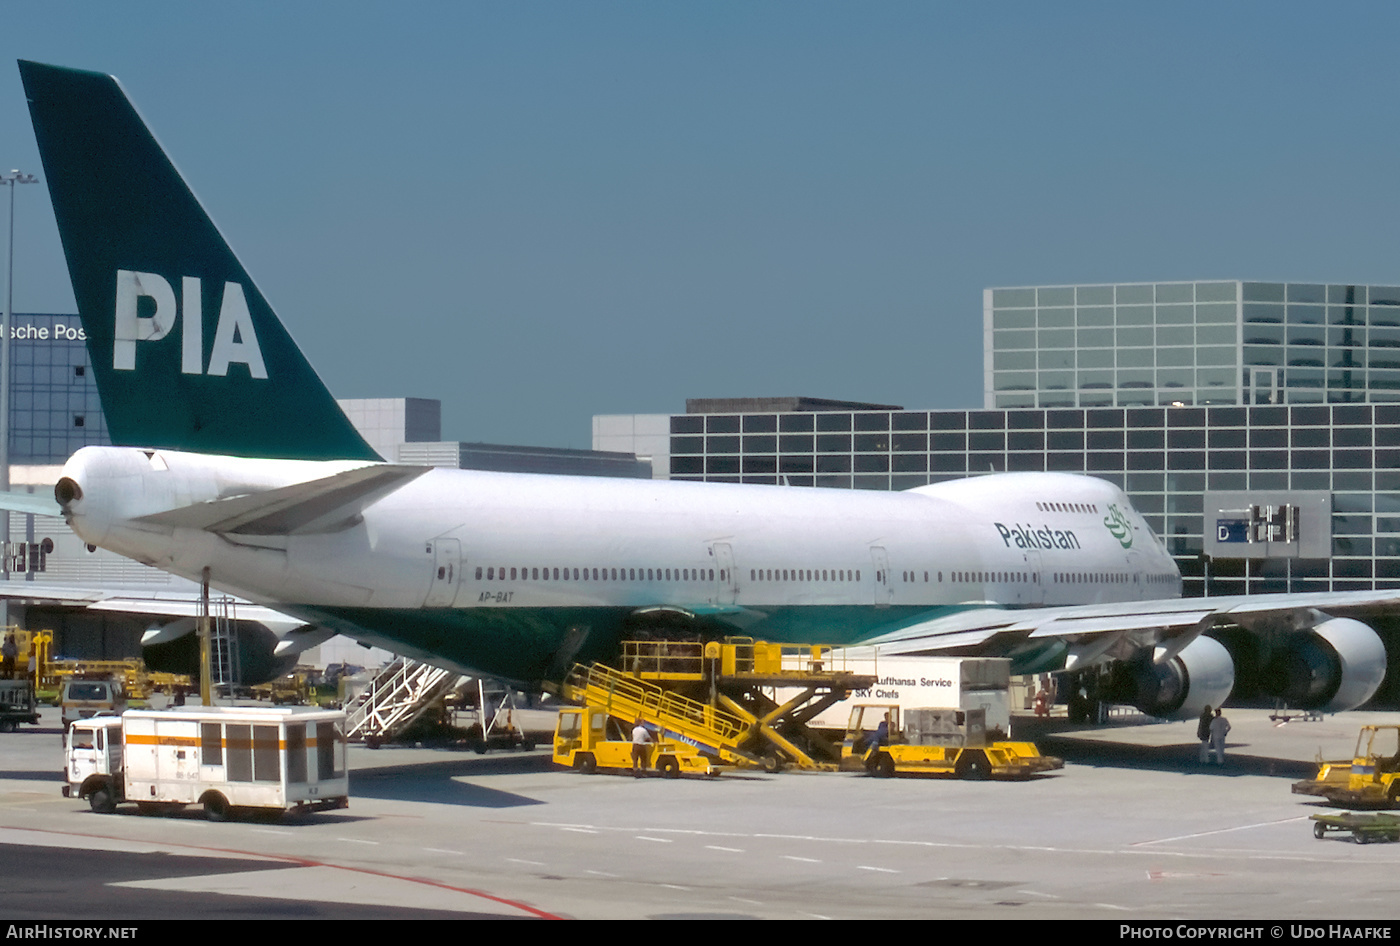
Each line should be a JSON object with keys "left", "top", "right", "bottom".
{"left": 842, "top": 704, "right": 1064, "bottom": 779}
{"left": 554, "top": 638, "right": 878, "bottom": 774}
{"left": 1293, "top": 725, "right": 1400, "bottom": 807}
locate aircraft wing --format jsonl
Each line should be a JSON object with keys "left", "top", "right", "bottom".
{"left": 857, "top": 588, "right": 1400, "bottom": 658}
{"left": 0, "top": 490, "right": 63, "bottom": 518}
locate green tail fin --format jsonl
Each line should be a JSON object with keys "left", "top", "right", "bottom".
{"left": 18, "top": 60, "right": 379, "bottom": 462}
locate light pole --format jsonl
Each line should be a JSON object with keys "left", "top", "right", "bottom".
{"left": 0, "top": 170, "right": 39, "bottom": 616}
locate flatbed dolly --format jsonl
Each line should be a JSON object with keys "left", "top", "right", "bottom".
{"left": 1309, "top": 812, "right": 1400, "bottom": 843}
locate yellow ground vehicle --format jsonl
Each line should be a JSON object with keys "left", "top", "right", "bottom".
{"left": 553, "top": 706, "right": 727, "bottom": 778}
{"left": 1293, "top": 725, "right": 1400, "bottom": 807}
{"left": 841, "top": 704, "right": 1062, "bottom": 779}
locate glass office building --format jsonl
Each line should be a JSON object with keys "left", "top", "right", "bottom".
{"left": 8, "top": 312, "right": 109, "bottom": 463}
{"left": 658, "top": 400, "right": 1400, "bottom": 599}
{"left": 985, "top": 281, "right": 1400, "bottom": 410}
{"left": 597, "top": 282, "right": 1400, "bottom": 608}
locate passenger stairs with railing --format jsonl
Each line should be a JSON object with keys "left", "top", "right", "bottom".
{"left": 344, "top": 657, "right": 464, "bottom": 746}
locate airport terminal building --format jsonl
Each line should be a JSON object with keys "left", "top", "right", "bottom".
{"left": 596, "top": 282, "right": 1400, "bottom": 606}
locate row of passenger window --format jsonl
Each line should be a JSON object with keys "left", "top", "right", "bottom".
{"left": 890, "top": 569, "right": 1180, "bottom": 586}
{"left": 1036, "top": 501, "right": 1099, "bottom": 514}
{"left": 474, "top": 563, "right": 1180, "bottom": 586}
{"left": 1054, "top": 572, "right": 1130, "bottom": 584}
{"left": 751, "top": 568, "right": 860, "bottom": 582}
{"left": 478, "top": 566, "right": 720, "bottom": 583}
{"left": 949, "top": 571, "right": 1033, "bottom": 583}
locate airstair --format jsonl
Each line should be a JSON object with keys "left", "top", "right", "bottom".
{"left": 204, "top": 595, "right": 240, "bottom": 692}
{"left": 559, "top": 638, "right": 876, "bottom": 771}
{"left": 345, "top": 657, "right": 464, "bottom": 746}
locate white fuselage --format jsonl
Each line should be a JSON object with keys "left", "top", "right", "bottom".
{"left": 56, "top": 446, "right": 1184, "bottom": 678}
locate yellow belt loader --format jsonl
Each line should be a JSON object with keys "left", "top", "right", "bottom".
{"left": 1293, "top": 725, "right": 1400, "bottom": 807}
{"left": 841, "top": 704, "right": 1062, "bottom": 779}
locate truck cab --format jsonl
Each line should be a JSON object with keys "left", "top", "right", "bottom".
{"left": 63, "top": 716, "right": 124, "bottom": 811}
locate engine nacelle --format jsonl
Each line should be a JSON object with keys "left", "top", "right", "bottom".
{"left": 1267, "top": 617, "right": 1387, "bottom": 712}
{"left": 141, "top": 618, "right": 300, "bottom": 685}
{"left": 1126, "top": 636, "right": 1235, "bottom": 720}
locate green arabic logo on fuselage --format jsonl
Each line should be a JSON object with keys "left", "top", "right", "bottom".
{"left": 1104, "top": 503, "right": 1133, "bottom": 549}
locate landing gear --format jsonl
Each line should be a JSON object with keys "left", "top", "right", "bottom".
{"left": 1065, "top": 671, "right": 1102, "bottom": 725}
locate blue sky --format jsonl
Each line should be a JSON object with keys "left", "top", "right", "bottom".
{"left": 3, "top": 3, "right": 1399, "bottom": 448}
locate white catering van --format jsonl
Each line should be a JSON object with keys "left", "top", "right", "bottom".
{"left": 64, "top": 705, "right": 349, "bottom": 820}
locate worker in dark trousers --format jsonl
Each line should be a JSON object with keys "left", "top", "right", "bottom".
{"left": 1197, "top": 704, "right": 1213, "bottom": 764}
{"left": 631, "top": 719, "right": 652, "bottom": 776}
{"left": 0, "top": 634, "right": 15, "bottom": 680}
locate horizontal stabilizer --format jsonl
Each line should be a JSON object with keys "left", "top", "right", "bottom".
{"left": 134, "top": 464, "right": 430, "bottom": 536}
{"left": 0, "top": 490, "right": 63, "bottom": 518}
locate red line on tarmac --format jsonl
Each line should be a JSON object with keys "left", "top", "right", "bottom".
{"left": 7, "top": 825, "right": 562, "bottom": 920}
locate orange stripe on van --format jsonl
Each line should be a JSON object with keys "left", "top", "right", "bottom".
{"left": 123, "top": 734, "right": 199, "bottom": 746}
{"left": 124, "top": 735, "right": 325, "bottom": 749}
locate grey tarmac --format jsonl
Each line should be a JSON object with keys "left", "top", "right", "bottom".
{"left": 2, "top": 705, "right": 1398, "bottom": 920}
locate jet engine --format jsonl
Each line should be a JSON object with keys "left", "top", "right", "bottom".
{"left": 1265, "top": 617, "right": 1387, "bottom": 712}
{"left": 1122, "top": 636, "right": 1236, "bottom": 721}
{"left": 141, "top": 617, "right": 307, "bottom": 685}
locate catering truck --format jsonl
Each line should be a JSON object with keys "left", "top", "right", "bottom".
{"left": 64, "top": 706, "right": 349, "bottom": 820}
{"left": 773, "top": 653, "right": 1014, "bottom": 735}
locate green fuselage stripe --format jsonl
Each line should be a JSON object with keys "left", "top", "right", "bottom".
{"left": 284, "top": 603, "right": 997, "bottom": 683}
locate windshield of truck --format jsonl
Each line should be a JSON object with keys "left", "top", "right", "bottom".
{"left": 65, "top": 683, "right": 110, "bottom": 701}
{"left": 1369, "top": 728, "right": 1400, "bottom": 766}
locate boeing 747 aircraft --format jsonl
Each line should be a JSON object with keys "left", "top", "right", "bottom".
{"left": 9, "top": 60, "right": 1396, "bottom": 719}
